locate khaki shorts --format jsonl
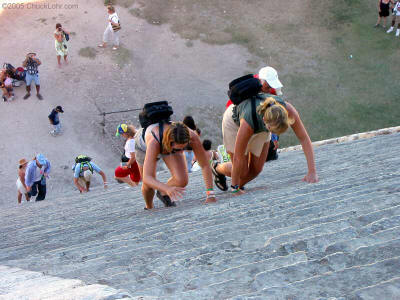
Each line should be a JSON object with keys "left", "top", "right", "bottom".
{"left": 222, "top": 105, "right": 271, "bottom": 157}
{"left": 77, "top": 170, "right": 92, "bottom": 186}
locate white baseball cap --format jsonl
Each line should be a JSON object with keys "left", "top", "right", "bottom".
{"left": 258, "top": 67, "right": 283, "bottom": 89}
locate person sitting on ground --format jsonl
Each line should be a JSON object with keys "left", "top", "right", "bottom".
{"left": 1, "top": 70, "right": 14, "bottom": 101}
{"left": 114, "top": 124, "right": 141, "bottom": 187}
{"left": 182, "top": 116, "right": 197, "bottom": 173}
{"left": 54, "top": 23, "right": 69, "bottom": 67}
{"left": 387, "top": 0, "right": 400, "bottom": 35}
{"left": 48, "top": 105, "right": 64, "bottom": 136}
{"left": 135, "top": 122, "right": 216, "bottom": 209}
{"left": 73, "top": 155, "right": 107, "bottom": 193}
{"left": 212, "top": 66, "right": 318, "bottom": 194}
{"left": 16, "top": 158, "right": 30, "bottom": 204}
{"left": 25, "top": 154, "right": 51, "bottom": 201}
{"left": 22, "top": 53, "right": 43, "bottom": 100}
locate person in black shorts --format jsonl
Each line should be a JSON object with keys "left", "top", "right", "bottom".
{"left": 375, "top": 0, "right": 393, "bottom": 28}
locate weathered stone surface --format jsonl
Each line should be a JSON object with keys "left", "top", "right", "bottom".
{"left": 0, "top": 132, "right": 399, "bottom": 299}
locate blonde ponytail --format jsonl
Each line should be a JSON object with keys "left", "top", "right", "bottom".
{"left": 257, "top": 97, "right": 293, "bottom": 135}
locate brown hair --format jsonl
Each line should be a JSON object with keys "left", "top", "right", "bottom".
{"left": 257, "top": 97, "right": 293, "bottom": 135}
{"left": 125, "top": 125, "right": 136, "bottom": 138}
{"left": 56, "top": 23, "right": 62, "bottom": 29}
{"left": 162, "top": 122, "right": 190, "bottom": 153}
{"left": 107, "top": 5, "right": 115, "bottom": 12}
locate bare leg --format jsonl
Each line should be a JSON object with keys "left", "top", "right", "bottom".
{"left": 383, "top": 16, "right": 387, "bottom": 27}
{"left": 142, "top": 184, "right": 155, "bottom": 209}
{"left": 18, "top": 192, "right": 22, "bottom": 204}
{"left": 375, "top": 15, "right": 381, "bottom": 26}
{"left": 86, "top": 181, "right": 90, "bottom": 192}
{"left": 163, "top": 153, "right": 189, "bottom": 191}
{"left": 64, "top": 55, "right": 68, "bottom": 64}
{"left": 239, "top": 142, "right": 269, "bottom": 187}
{"left": 115, "top": 176, "right": 137, "bottom": 187}
{"left": 57, "top": 55, "right": 61, "bottom": 67}
{"left": 25, "top": 193, "right": 30, "bottom": 202}
{"left": 215, "top": 152, "right": 236, "bottom": 177}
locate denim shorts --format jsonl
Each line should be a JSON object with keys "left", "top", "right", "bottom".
{"left": 25, "top": 73, "right": 40, "bottom": 86}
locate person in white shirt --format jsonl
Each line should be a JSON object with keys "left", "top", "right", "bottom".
{"left": 98, "top": 5, "right": 121, "bottom": 50}
{"left": 387, "top": 1, "right": 400, "bottom": 36}
{"left": 114, "top": 124, "right": 141, "bottom": 186}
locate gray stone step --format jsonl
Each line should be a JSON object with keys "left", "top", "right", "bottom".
{"left": 232, "top": 256, "right": 400, "bottom": 299}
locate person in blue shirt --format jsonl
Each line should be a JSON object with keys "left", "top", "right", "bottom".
{"left": 25, "top": 154, "right": 51, "bottom": 201}
{"left": 73, "top": 159, "right": 107, "bottom": 193}
{"left": 48, "top": 106, "right": 64, "bottom": 136}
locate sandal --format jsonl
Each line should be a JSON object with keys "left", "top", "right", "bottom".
{"left": 156, "top": 190, "right": 176, "bottom": 207}
{"left": 112, "top": 46, "right": 119, "bottom": 50}
{"left": 98, "top": 44, "right": 106, "bottom": 48}
{"left": 212, "top": 162, "right": 228, "bottom": 191}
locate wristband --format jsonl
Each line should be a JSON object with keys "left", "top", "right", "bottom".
{"left": 231, "top": 184, "right": 240, "bottom": 193}
{"left": 206, "top": 188, "right": 214, "bottom": 191}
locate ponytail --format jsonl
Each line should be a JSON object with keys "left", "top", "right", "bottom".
{"left": 257, "top": 97, "right": 293, "bottom": 135}
{"left": 162, "top": 122, "right": 191, "bottom": 153}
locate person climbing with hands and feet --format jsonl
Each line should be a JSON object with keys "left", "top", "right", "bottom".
{"left": 140, "top": 122, "right": 216, "bottom": 209}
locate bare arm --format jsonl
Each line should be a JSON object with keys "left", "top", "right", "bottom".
{"left": 231, "top": 119, "right": 254, "bottom": 187}
{"left": 73, "top": 177, "right": 86, "bottom": 192}
{"left": 142, "top": 137, "right": 170, "bottom": 193}
{"left": 286, "top": 102, "right": 318, "bottom": 183}
{"left": 126, "top": 152, "right": 136, "bottom": 168}
{"left": 99, "top": 171, "right": 107, "bottom": 188}
{"left": 19, "top": 171, "right": 28, "bottom": 190}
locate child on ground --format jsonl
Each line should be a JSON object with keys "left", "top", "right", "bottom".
{"left": 48, "top": 106, "right": 64, "bottom": 136}
{"left": 16, "top": 159, "right": 30, "bottom": 204}
{"left": 2, "top": 70, "right": 14, "bottom": 101}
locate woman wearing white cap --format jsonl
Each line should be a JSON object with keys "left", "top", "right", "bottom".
{"left": 212, "top": 66, "right": 318, "bottom": 194}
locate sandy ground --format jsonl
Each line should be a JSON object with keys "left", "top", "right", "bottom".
{"left": 0, "top": 0, "right": 253, "bottom": 206}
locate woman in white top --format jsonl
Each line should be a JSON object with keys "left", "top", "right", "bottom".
{"left": 114, "top": 124, "right": 141, "bottom": 186}
{"left": 98, "top": 5, "right": 120, "bottom": 50}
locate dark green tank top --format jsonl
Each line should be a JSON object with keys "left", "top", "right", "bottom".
{"left": 232, "top": 93, "right": 286, "bottom": 134}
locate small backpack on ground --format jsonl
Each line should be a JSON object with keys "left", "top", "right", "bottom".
{"left": 72, "top": 155, "right": 93, "bottom": 174}
{"left": 228, "top": 74, "right": 262, "bottom": 132}
{"left": 139, "top": 101, "right": 173, "bottom": 152}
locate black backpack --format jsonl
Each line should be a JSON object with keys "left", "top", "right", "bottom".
{"left": 228, "top": 74, "right": 262, "bottom": 132}
{"left": 139, "top": 101, "right": 173, "bottom": 152}
{"left": 228, "top": 74, "right": 262, "bottom": 105}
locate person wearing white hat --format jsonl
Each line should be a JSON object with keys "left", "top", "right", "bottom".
{"left": 212, "top": 67, "right": 318, "bottom": 194}
{"left": 258, "top": 66, "right": 283, "bottom": 94}
{"left": 25, "top": 154, "right": 51, "bottom": 201}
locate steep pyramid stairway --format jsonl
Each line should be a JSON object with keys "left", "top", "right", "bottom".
{"left": 0, "top": 132, "right": 399, "bottom": 299}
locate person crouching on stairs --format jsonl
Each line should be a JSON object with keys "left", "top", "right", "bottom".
{"left": 135, "top": 122, "right": 216, "bottom": 209}
{"left": 212, "top": 67, "right": 319, "bottom": 195}
{"left": 73, "top": 157, "right": 107, "bottom": 193}
{"left": 114, "top": 124, "right": 141, "bottom": 187}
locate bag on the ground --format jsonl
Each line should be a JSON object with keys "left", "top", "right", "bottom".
{"left": 228, "top": 74, "right": 262, "bottom": 105}
{"left": 139, "top": 101, "right": 173, "bottom": 152}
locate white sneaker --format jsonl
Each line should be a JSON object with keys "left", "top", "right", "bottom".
{"left": 50, "top": 130, "right": 56, "bottom": 136}
{"left": 387, "top": 27, "right": 394, "bottom": 33}
{"left": 396, "top": 29, "right": 400, "bottom": 37}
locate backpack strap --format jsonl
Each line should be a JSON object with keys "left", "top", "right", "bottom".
{"left": 150, "top": 122, "right": 164, "bottom": 154}
{"left": 251, "top": 97, "right": 259, "bottom": 133}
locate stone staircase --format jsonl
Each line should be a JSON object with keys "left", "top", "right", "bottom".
{"left": 0, "top": 132, "right": 399, "bottom": 299}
